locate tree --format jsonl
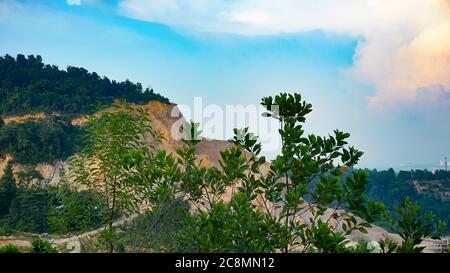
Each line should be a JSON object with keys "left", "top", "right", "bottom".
{"left": 0, "top": 162, "right": 17, "bottom": 216}
{"left": 69, "top": 101, "right": 161, "bottom": 252}
{"left": 390, "top": 197, "right": 446, "bottom": 253}
{"left": 48, "top": 181, "right": 107, "bottom": 235}
{"left": 0, "top": 117, "right": 84, "bottom": 165}
{"left": 173, "top": 93, "right": 386, "bottom": 253}
{"left": 365, "top": 169, "right": 450, "bottom": 234}
{"left": 241, "top": 93, "right": 384, "bottom": 252}
{"left": 177, "top": 192, "right": 288, "bottom": 253}
{"left": 6, "top": 187, "right": 53, "bottom": 233}
{"left": 118, "top": 197, "right": 190, "bottom": 253}
{"left": 58, "top": 91, "right": 446, "bottom": 253}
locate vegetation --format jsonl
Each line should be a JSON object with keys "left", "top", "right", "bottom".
{"left": 6, "top": 187, "right": 55, "bottom": 233}
{"left": 0, "top": 244, "right": 21, "bottom": 253}
{"left": 0, "top": 117, "right": 84, "bottom": 164}
{"left": 0, "top": 54, "right": 170, "bottom": 165}
{"left": 177, "top": 192, "right": 288, "bottom": 253}
{"left": 52, "top": 92, "right": 447, "bottom": 253}
{"left": 48, "top": 181, "right": 108, "bottom": 235}
{"left": 117, "top": 198, "right": 190, "bottom": 253}
{"left": 171, "top": 94, "right": 387, "bottom": 253}
{"left": 0, "top": 91, "right": 447, "bottom": 253}
{"left": 69, "top": 102, "right": 162, "bottom": 252}
{"left": 366, "top": 169, "right": 450, "bottom": 233}
{"left": 30, "top": 236, "right": 58, "bottom": 253}
{"left": 390, "top": 197, "right": 446, "bottom": 253}
{"left": 0, "top": 162, "right": 16, "bottom": 216}
{"left": 0, "top": 166, "right": 107, "bottom": 235}
{"left": 0, "top": 54, "right": 169, "bottom": 115}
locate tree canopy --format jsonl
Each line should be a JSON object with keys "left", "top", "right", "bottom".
{"left": 0, "top": 54, "right": 169, "bottom": 115}
{"left": 0, "top": 162, "right": 17, "bottom": 216}
{"left": 0, "top": 116, "right": 84, "bottom": 164}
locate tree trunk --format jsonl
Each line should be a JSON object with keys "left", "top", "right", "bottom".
{"left": 108, "top": 183, "right": 116, "bottom": 253}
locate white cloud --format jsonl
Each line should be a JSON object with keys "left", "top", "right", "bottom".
{"left": 67, "top": 0, "right": 81, "bottom": 6}
{"left": 118, "top": 0, "right": 450, "bottom": 108}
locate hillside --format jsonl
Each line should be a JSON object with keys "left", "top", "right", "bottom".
{"left": 0, "top": 100, "right": 234, "bottom": 182}
{"left": 365, "top": 169, "right": 450, "bottom": 233}
{"left": 0, "top": 56, "right": 238, "bottom": 242}
{"left": 0, "top": 55, "right": 447, "bottom": 253}
{"left": 0, "top": 54, "right": 170, "bottom": 165}
{"left": 0, "top": 56, "right": 236, "bottom": 178}
{"left": 0, "top": 54, "right": 233, "bottom": 185}
{"left": 0, "top": 54, "right": 168, "bottom": 115}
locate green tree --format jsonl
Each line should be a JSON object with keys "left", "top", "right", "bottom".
{"left": 365, "top": 169, "right": 450, "bottom": 234}
{"left": 7, "top": 187, "right": 54, "bottom": 233}
{"left": 69, "top": 102, "right": 161, "bottom": 252}
{"left": 53, "top": 91, "right": 446, "bottom": 254}
{"left": 258, "top": 94, "right": 379, "bottom": 249}
{"left": 178, "top": 192, "right": 288, "bottom": 253}
{"left": 241, "top": 93, "right": 385, "bottom": 252}
{"left": 391, "top": 197, "right": 446, "bottom": 253}
{"left": 0, "top": 162, "right": 17, "bottom": 216}
{"left": 175, "top": 93, "right": 386, "bottom": 253}
{"left": 48, "top": 181, "right": 107, "bottom": 235}
{"left": 118, "top": 198, "right": 190, "bottom": 253}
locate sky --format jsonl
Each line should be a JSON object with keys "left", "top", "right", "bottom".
{"left": 0, "top": 0, "right": 449, "bottom": 169}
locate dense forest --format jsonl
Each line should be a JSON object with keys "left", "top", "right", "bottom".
{"left": 0, "top": 117, "right": 83, "bottom": 164}
{"left": 366, "top": 169, "right": 450, "bottom": 233}
{"left": 0, "top": 54, "right": 169, "bottom": 115}
{"left": 0, "top": 162, "right": 107, "bottom": 234}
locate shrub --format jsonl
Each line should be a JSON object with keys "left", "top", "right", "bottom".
{"left": 30, "top": 236, "right": 58, "bottom": 253}
{"left": 0, "top": 244, "right": 21, "bottom": 253}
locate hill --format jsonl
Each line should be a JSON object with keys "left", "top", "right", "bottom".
{"left": 0, "top": 54, "right": 169, "bottom": 165}
{"left": 366, "top": 169, "right": 450, "bottom": 233}
{"left": 0, "top": 56, "right": 236, "bottom": 238}
{"left": 0, "top": 54, "right": 168, "bottom": 115}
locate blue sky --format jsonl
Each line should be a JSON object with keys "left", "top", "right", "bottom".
{"left": 1, "top": 0, "right": 449, "bottom": 169}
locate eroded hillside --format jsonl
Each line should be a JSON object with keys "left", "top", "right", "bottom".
{"left": 0, "top": 100, "right": 234, "bottom": 185}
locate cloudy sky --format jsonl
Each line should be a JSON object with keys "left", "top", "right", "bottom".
{"left": 1, "top": 0, "right": 449, "bottom": 169}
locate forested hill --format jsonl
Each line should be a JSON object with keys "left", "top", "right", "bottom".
{"left": 366, "top": 168, "right": 450, "bottom": 233}
{"left": 0, "top": 54, "right": 169, "bottom": 115}
{"left": 0, "top": 54, "right": 170, "bottom": 165}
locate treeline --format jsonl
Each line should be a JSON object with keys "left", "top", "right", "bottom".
{"left": 365, "top": 169, "right": 450, "bottom": 233}
{"left": 0, "top": 54, "right": 169, "bottom": 115}
{"left": 0, "top": 163, "right": 107, "bottom": 234}
{"left": 385, "top": 168, "right": 450, "bottom": 181}
{"left": 0, "top": 117, "right": 83, "bottom": 164}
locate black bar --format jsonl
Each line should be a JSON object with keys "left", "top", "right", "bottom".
{"left": 0, "top": 253, "right": 448, "bottom": 272}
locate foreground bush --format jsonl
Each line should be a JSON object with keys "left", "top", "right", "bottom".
{"left": 66, "top": 92, "right": 447, "bottom": 253}
{"left": 0, "top": 244, "right": 21, "bottom": 253}
{"left": 30, "top": 237, "right": 58, "bottom": 253}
